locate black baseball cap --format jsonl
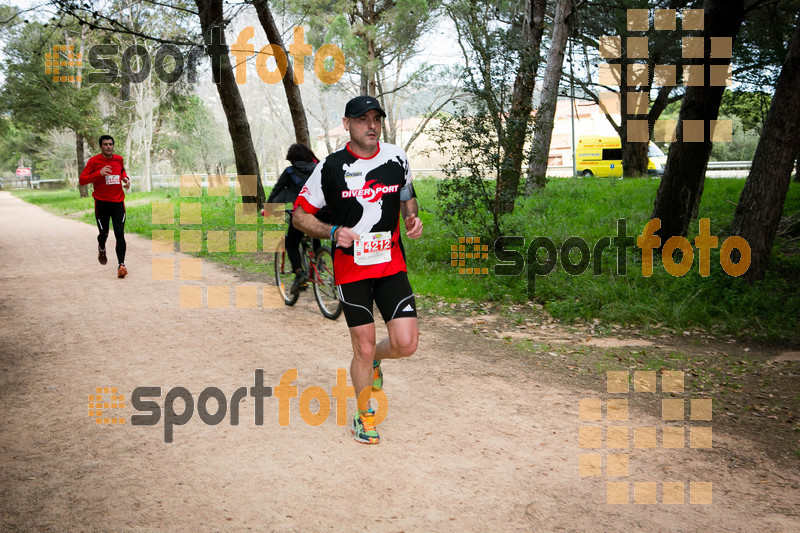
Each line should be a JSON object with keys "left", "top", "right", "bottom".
{"left": 344, "top": 96, "right": 386, "bottom": 118}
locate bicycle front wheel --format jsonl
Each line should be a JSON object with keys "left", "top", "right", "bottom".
{"left": 313, "top": 246, "right": 342, "bottom": 320}
{"left": 274, "top": 238, "right": 300, "bottom": 306}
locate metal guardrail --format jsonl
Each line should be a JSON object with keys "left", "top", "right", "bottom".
{"left": 707, "top": 161, "right": 752, "bottom": 169}
{"left": 546, "top": 160, "right": 752, "bottom": 178}
{"left": 0, "top": 178, "right": 31, "bottom": 189}
{"left": 414, "top": 162, "right": 753, "bottom": 179}
{"left": 0, "top": 177, "right": 66, "bottom": 189}
{"left": 3, "top": 161, "right": 755, "bottom": 191}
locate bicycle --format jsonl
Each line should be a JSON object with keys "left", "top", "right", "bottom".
{"left": 274, "top": 234, "right": 343, "bottom": 320}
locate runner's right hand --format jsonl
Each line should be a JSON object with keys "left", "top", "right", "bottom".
{"left": 404, "top": 214, "right": 423, "bottom": 239}
{"left": 100, "top": 165, "right": 112, "bottom": 177}
{"left": 335, "top": 227, "right": 358, "bottom": 248}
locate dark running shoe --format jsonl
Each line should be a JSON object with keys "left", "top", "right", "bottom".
{"left": 290, "top": 270, "right": 309, "bottom": 295}
{"left": 98, "top": 246, "right": 107, "bottom": 265}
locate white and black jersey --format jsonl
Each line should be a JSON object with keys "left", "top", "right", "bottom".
{"left": 296, "top": 142, "right": 415, "bottom": 285}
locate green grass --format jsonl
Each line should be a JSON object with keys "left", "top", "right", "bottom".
{"left": 13, "top": 177, "right": 800, "bottom": 343}
{"left": 404, "top": 177, "right": 800, "bottom": 343}
{"left": 14, "top": 188, "right": 100, "bottom": 215}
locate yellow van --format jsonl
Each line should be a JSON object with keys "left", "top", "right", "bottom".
{"left": 575, "top": 136, "right": 667, "bottom": 177}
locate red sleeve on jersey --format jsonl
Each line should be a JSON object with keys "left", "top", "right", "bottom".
{"left": 295, "top": 195, "right": 320, "bottom": 215}
{"left": 79, "top": 157, "right": 100, "bottom": 185}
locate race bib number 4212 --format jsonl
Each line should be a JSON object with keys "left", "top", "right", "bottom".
{"left": 105, "top": 174, "right": 121, "bottom": 185}
{"left": 354, "top": 232, "right": 391, "bottom": 265}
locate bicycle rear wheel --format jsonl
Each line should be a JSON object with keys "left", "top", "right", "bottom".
{"left": 313, "top": 246, "right": 342, "bottom": 319}
{"left": 274, "top": 238, "right": 300, "bottom": 306}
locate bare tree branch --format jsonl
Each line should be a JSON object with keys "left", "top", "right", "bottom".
{"left": 50, "top": 0, "right": 201, "bottom": 46}
{"left": 403, "top": 86, "right": 463, "bottom": 153}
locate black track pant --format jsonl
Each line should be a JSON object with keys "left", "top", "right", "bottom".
{"left": 95, "top": 199, "right": 126, "bottom": 264}
{"left": 285, "top": 221, "right": 311, "bottom": 273}
{"left": 285, "top": 210, "right": 330, "bottom": 273}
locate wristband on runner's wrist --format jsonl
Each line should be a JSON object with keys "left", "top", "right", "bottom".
{"left": 330, "top": 225, "right": 339, "bottom": 242}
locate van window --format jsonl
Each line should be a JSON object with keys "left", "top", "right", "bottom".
{"left": 648, "top": 143, "right": 666, "bottom": 157}
{"left": 602, "top": 148, "right": 623, "bottom": 160}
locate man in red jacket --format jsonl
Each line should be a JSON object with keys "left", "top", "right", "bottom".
{"left": 79, "top": 135, "right": 131, "bottom": 278}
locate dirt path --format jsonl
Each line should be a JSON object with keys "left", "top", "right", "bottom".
{"left": 0, "top": 190, "right": 797, "bottom": 532}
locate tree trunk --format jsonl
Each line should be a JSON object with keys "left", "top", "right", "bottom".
{"left": 253, "top": 0, "right": 311, "bottom": 147}
{"left": 143, "top": 76, "right": 154, "bottom": 192}
{"left": 620, "top": 61, "right": 650, "bottom": 178}
{"left": 651, "top": 0, "right": 745, "bottom": 243}
{"left": 366, "top": 38, "right": 377, "bottom": 97}
{"left": 355, "top": 1, "right": 378, "bottom": 98}
{"left": 691, "top": 176, "right": 704, "bottom": 219}
{"left": 195, "top": 0, "right": 265, "bottom": 208}
{"left": 376, "top": 76, "right": 397, "bottom": 145}
{"left": 622, "top": 138, "right": 648, "bottom": 177}
{"left": 526, "top": 0, "right": 571, "bottom": 193}
{"left": 619, "top": 67, "right": 650, "bottom": 178}
{"left": 729, "top": 20, "right": 800, "bottom": 281}
{"left": 76, "top": 132, "right": 88, "bottom": 197}
{"left": 621, "top": 18, "right": 648, "bottom": 177}
{"left": 495, "top": 0, "right": 547, "bottom": 214}
{"left": 74, "top": 24, "right": 89, "bottom": 198}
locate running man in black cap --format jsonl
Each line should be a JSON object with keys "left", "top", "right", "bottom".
{"left": 293, "top": 96, "right": 422, "bottom": 444}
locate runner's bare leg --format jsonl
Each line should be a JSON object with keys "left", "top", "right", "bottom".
{"left": 375, "top": 317, "right": 419, "bottom": 362}
{"left": 349, "top": 317, "right": 418, "bottom": 411}
{"left": 349, "top": 324, "right": 377, "bottom": 412}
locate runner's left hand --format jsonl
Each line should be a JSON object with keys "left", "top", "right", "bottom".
{"left": 404, "top": 215, "right": 423, "bottom": 239}
{"left": 122, "top": 177, "right": 130, "bottom": 190}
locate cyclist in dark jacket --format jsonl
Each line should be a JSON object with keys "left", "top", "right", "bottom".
{"left": 267, "top": 143, "right": 319, "bottom": 294}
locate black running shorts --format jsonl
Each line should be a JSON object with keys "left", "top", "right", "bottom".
{"left": 337, "top": 271, "right": 417, "bottom": 328}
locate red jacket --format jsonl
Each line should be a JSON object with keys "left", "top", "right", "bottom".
{"left": 79, "top": 154, "right": 128, "bottom": 203}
